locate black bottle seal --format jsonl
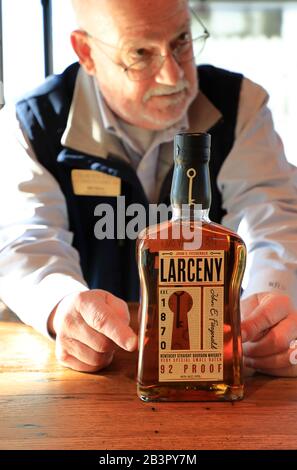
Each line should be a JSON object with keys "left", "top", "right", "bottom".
{"left": 171, "top": 133, "right": 212, "bottom": 210}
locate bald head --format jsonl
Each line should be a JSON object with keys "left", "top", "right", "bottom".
{"left": 71, "top": 0, "right": 98, "bottom": 31}
{"left": 71, "top": 0, "right": 189, "bottom": 36}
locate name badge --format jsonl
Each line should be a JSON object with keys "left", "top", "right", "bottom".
{"left": 71, "top": 169, "right": 121, "bottom": 197}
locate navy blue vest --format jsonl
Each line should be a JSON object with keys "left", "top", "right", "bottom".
{"left": 16, "top": 63, "right": 242, "bottom": 301}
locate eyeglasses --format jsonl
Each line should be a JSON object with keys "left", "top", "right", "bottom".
{"left": 85, "top": 10, "right": 209, "bottom": 81}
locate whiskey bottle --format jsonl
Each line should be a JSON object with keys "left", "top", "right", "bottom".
{"left": 137, "top": 132, "right": 246, "bottom": 401}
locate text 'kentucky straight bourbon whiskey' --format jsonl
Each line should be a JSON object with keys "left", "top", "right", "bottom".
{"left": 137, "top": 133, "right": 246, "bottom": 401}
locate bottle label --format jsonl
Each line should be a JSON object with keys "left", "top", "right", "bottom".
{"left": 158, "top": 250, "right": 224, "bottom": 382}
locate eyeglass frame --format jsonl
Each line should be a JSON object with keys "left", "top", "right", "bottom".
{"left": 83, "top": 8, "right": 210, "bottom": 81}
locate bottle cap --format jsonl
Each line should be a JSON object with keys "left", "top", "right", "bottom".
{"left": 174, "top": 133, "right": 211, "bottom": 163}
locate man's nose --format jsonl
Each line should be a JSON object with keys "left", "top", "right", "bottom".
{"left": 154, "top": 53, "right": 185, "bottom": 86}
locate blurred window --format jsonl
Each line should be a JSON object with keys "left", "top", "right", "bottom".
{"left": 51, "top": 0, "right": 76, "bottom": 73}
{"left": 192, "top": 0, "right": 297, "bottom": 165}
{"left": 2, "top": 0, "right": 44, "bottom": 102}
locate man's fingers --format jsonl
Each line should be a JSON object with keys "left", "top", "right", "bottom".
{"left": 56, "top": 339, "right": 114, "bottom": 370}
{"left": 57, "top": 353, "right": 113, "bottom": 373}
{"left": 241, "top": 294, "right": 292, "bottom": 342}
{"left": 95, "top": 309, "right": 137, "bottom": 351}
{"left": 243, "top": 314, "right": 297, "bottom": 357}
{"left": 70, "top": 312, "right": 116, "bottom": 353}
{"left": 240, "top": 294, "right": 259, "bottom": 320}
{"left": 244, "top": 348, "right": 295, "bottom": 370}
{"left": 105, "top": 291, "right": 131, "bottom": 324}
{"left": 52, "top": 290, "right": 137, "bottom": 374}
{"left": 80, "top": 294, "right": 137, "bottom": 351}
{"left": 62, "top": 337, "right": 113, "bottom": 367}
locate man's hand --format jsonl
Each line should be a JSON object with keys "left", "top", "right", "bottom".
{"left": 241, "top": 293, "right": 297, "bottom": 377}
{"left": 48, "top": 290, "right": 138, "bottom": 372}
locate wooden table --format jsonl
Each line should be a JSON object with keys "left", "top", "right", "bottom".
{"left": 1, "top": 303, "right": 297, "bottom": 451}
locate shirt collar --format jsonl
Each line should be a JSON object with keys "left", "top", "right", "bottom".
{"left": 61, "top": 67, "right": 126, "bottom": 159}
{"left": 95, "top": 85, "right": 117, "bottom": 133}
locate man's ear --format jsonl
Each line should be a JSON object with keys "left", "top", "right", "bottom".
{"left": 70, "top": 30, "right": 95, "bottom": 75}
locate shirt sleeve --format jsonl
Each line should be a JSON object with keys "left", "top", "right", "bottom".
{"left": 0, "top": 106, "right": 88, "bottom": 338}
{"left": 217, "top": 77, "right": 297, "bottom": 306}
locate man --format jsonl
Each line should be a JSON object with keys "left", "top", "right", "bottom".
{"left": 1, "top": 0, "right": 297, "bottom": 376}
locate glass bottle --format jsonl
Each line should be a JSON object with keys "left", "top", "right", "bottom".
{"left": 137, "top": 133, "right": 246, "bottom": 401}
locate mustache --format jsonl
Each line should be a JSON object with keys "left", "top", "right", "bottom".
{"left": 143, "top": 80, "right": 190, "bottom": 103}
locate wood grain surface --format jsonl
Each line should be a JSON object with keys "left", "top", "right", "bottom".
{"left": 1, "top": 302, "right": 297, "bottom": 450}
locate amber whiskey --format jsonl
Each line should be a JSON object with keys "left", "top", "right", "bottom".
{"left": 137, "top": 133, "right": 246, "bottom": 401}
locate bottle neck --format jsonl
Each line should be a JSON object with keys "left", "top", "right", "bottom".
{"left": 172, "top": 206, "right": 210, "bottom": 222}
{"left": 170, "top": 161, "right": 212, "bottom": 218}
